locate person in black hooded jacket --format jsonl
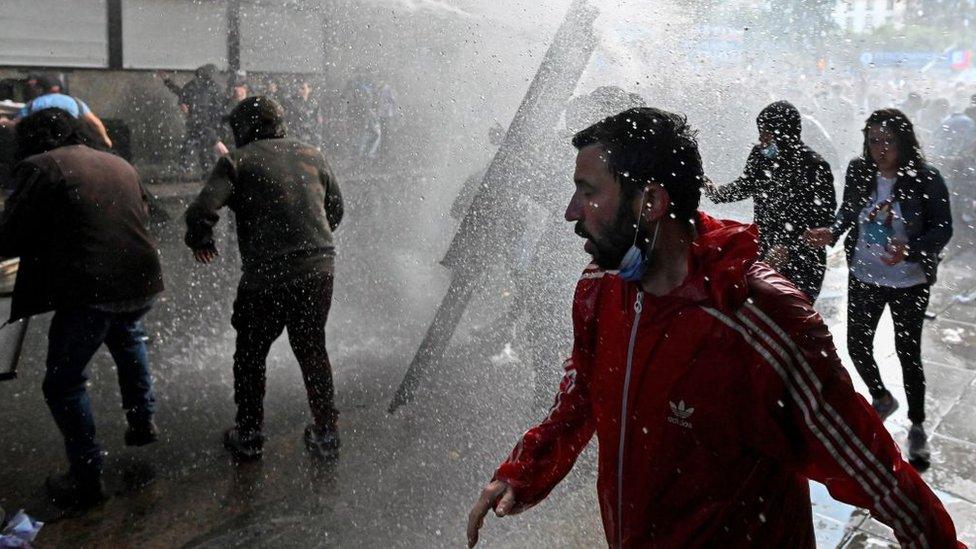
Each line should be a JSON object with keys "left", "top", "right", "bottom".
{"left": 185, "top": 96, "right": 344, "bottom": 462}
{"left": 804, "top": 109, "right": 952, "bottom": 470}
{"left": 705, "top": 100, "right": 836, "bottom": 302}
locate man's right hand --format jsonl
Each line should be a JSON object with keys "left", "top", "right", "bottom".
{"left": 467, "top": 480, "right": 519, "bottom": 547}
{"left": 193, "top": 248, "right": 218, "bottom": 264}
{"left": 803, "top": 227, "right": 833, "bottom": 248}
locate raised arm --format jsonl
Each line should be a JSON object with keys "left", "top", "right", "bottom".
{"left": 705, "top": 147, "right": 765, "bottom": 204}
{"left": 80, "top": 111, "right": 113, "bottom": 149}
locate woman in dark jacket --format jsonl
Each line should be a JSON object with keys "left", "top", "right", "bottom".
{"left": 805, "top": 108, "right": 952, "bottom": 470}
{"left": 706, "top": 101, "right": 836, "bottom": 301}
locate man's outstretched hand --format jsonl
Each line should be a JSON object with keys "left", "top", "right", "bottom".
{"left": 467, "top": 480, "right": 520, "bottom": 547}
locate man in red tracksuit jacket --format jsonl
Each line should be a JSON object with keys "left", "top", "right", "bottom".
{"left": 467, "top": 108, "right": 961, "bottom": 548}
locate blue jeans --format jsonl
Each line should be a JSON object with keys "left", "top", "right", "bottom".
{"left": 43, "top": 305, "right": 155, "bottom": 479}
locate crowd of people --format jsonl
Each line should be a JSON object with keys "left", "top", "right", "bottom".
{"left": 0, "top": 62, "right": 971, "bottom": 546}
{"left": 158, "top": 64, "right": 399, "bottom": 179}
{"left": 468, "top": 101, "right": 962, "bottom": 547}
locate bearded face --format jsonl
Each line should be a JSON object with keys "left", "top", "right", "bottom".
{"left": 574, "top": 196, "right": 641, "bottom": 269}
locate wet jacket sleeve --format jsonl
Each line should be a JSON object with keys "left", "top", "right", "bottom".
{"left": 906, "top": 170, "right": 952, "bottom": 264}
{"left": 748, "top": 279, "right": 962, "bottom": 548}
{"left": 492, "top": 277, "right": 599, "bottom": 508}
{"left": 830, "top": 160, "right": 865, "bottom": 243}
{"left": 185, "top": 155, "right": 235, "bottom": 251}
{"left": 810, "top": 160, "right": 837, "bottom": 230}
{"left": 770, "top": 158, "right": 836, "bottom": 252}
{"left": 706, "top": 148, "right": 764, "bottom": 204}
{"left": 162, "top": 78, "right": 183, "bottom": 99}
{"left": 320, "top": 159, "right": 343, "bottom": 231}
{"left": 0, "top": 163, "right": 49, "bottom": 258}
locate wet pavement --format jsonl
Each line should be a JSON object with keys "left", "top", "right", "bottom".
{"left": 0, "top": 183, "right": 974, "bottom": 547}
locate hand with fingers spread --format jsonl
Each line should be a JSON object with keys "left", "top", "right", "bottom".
{"left": 467, "top": 480, "right": 520, "bottom": 547}
{"left": 193, "top": 247, "right": 218, "bottom": 264}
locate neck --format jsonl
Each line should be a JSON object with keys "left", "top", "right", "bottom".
{"left": 878, "top": 165, "right": 899, "bottom": 178}
{"left": 639, "top": 219, "right": 697, "bottom": 296}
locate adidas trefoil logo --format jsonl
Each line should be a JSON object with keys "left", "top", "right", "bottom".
{"left": 668, "top": 400, "right": 694, "bottom": 428}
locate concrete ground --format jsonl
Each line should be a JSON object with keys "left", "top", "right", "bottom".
{"left": 0, "top": 183, "right": 974, "bottom": 548}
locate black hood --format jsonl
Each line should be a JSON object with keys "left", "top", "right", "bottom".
{"left": 195, "top": 63, "right": 217, "bottom": 81}
{"left": 226, "top": 95, "right": 286, "bottom": 148}
{"left": 757, "top": 100, "right": 802, "bottom": 145}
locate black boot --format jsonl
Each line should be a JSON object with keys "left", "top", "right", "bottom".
{"left": 304, "top": 423, "right": 340, "bottom": 460}
{"left": 908, "top": 423, "right": 931, "bottom": 472}
{"left": 125, "top": 417, "right": 159, "bottom": 447}
{"left": 46, "top": 471, "right": 107, "bottom": 509}
{"left": 871, "top": 391, "right": 899, "bottom": 421}
{"left": 223, "top": 427, "right": 264, "bottom": 461}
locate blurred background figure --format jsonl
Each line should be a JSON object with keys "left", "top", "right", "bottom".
{"left": 283, "top": 77, "right": 324, "bottom": 147}
{"left": 214, "top": 72, "right": 251, "bottom": 157}
{"left": 0, "top": 74, "right": 113, "bottom": 150}
{"left": 159, "top": 64, "right": 223, "bottom": 180}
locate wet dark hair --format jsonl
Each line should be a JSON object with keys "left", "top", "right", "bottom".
{"left": 572, "top": 107, "right": 703, "bottom": 222}
{"left": 27, "top": 73, "right": 61, "bottom": 93}
{"left": 14, "top": 107, "right": 88, "bottom": 161}
{"left": 861, "top": 108, "right": 925, "bottom": 170}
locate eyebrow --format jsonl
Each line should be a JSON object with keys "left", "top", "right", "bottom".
{"left": 574, "top": 178, "right": 595, "bottom": 189}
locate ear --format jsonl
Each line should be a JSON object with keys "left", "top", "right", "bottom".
{"left": 639, "top": 184, "right": 670, "bottom": 223}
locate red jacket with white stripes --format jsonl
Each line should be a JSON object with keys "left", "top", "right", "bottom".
{"left": 494, "top": 212, "right": 961, "bottom": 548}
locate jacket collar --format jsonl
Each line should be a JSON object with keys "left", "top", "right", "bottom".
{"left": 662, "top": 212, "right": 758, "bottom": 312}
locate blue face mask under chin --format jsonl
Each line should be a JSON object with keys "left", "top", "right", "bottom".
{"left": 761, "top": 142, "right": 780, "bottom": 159}
{"left": 619, "top": 219, "right": 660, "bottom": 282}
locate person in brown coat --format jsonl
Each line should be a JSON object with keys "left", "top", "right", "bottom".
{"left": 0, "top": 108, "right": 163, "bottom": 508}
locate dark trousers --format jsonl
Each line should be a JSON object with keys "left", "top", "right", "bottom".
{"left": 231, "top": 273, "right": 337, "bottom": 434}
{"left": 43, "top": 306, "right": 155, "bottom": 479}
{"left": 178, "top": 124, "right": 217, "bottom": 176}
{"left": 847, "top": 276, "right": 930, "bottom": 424}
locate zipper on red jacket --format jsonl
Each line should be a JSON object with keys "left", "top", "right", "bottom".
{"left": 617, "top": 290, "right": 644, "bottom": 548}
